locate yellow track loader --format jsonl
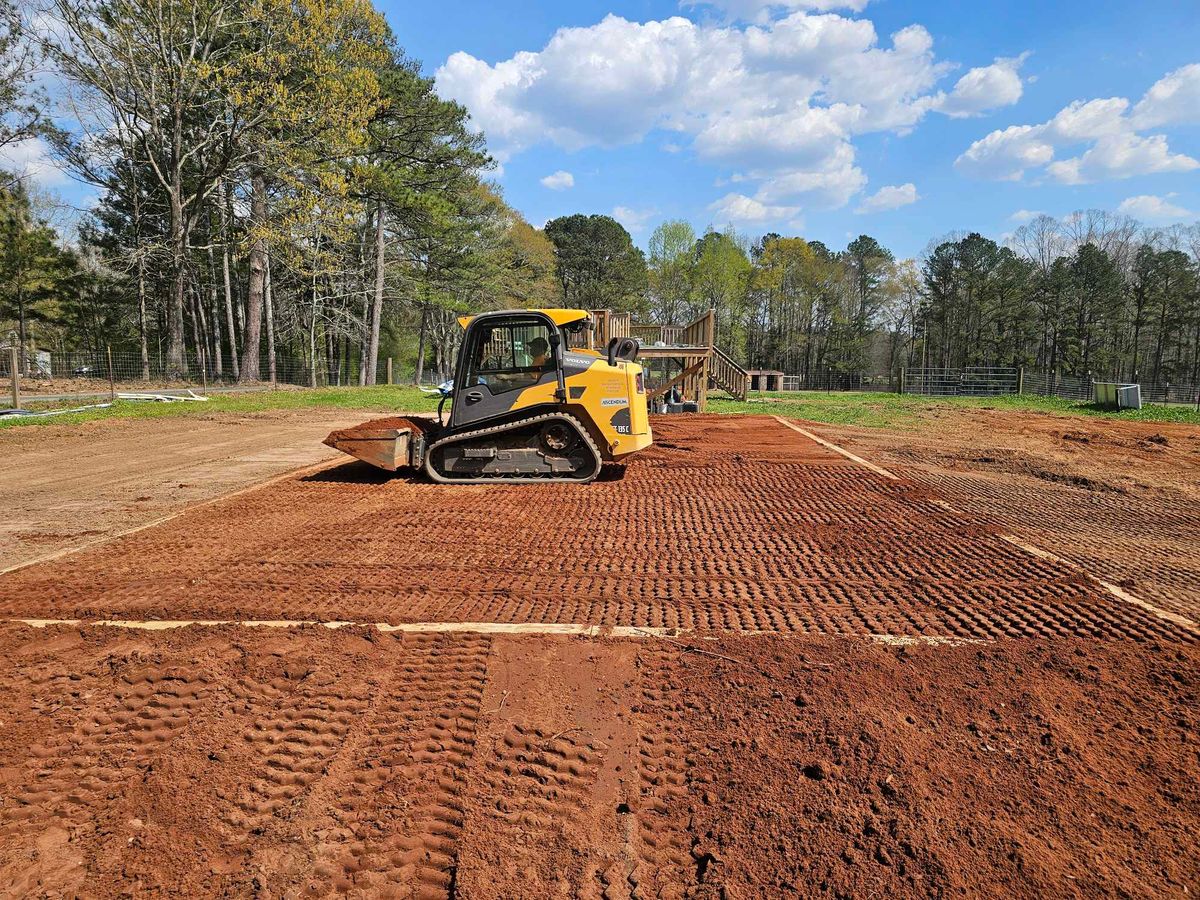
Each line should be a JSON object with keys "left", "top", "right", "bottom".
{"left": 324, "top": 308, "right": 653, "bottom": 483}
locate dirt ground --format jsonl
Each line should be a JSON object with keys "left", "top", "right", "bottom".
{"left": 826, "top": 407, "right": 1200, "bottom": 621}
{"left": 0, "top": 409, "right": 1196, "bottom": 898}
{"left": 0, "top": 408, "right": 387, "bottom": 571}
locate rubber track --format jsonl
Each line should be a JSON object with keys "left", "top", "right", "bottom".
{"left": 424, "top": 412, "right": 603, "bottom": 484}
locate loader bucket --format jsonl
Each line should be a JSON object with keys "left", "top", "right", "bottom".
{"left": 323, "top": 416, "right": 436, "bottom": 471}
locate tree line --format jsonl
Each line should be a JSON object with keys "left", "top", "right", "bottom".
{"left": 1, "top": 0, "right": 1198, "bottom": 388}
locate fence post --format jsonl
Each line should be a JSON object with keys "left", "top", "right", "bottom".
{"left": 386, "top": 357, "right": 393, "bottom": 386}
{"left": 1017, "top": 367, "right": 1024, "bottom": 395}
{"left": 106, "top": 345, "right": 115, "bottom": 402}
{"left": 898, "top": 368, "right": 905, "bottom": 394}
{"left": 8, "top": 339, "right": 18, "bottom": 410}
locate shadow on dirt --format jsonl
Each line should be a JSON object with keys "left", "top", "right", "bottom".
{"left": 303, "top": 460, "right": 631, "bottom": 485}
{"left": 302, "top": 461, "right": 411, "bottom": 484}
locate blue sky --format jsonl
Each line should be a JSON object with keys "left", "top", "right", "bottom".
{"left": 9, "top": 0, "right": 1198, "bottom": 259}
{"left": 379, "top": 0, "right": 1200, "bottom": 257}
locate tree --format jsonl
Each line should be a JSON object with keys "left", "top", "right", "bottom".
{"left": 0, "top": 183, "right": 81, "bottom": 372}
{"left": 692, "top": 228, "right": 751, "bottom": 358}
{"left": 231, "top": 0, "right": 390, "bottom": 382}
{"left": 647, "top": 220, "right": 695, "bottom": 326}
{"left": 544, "top": 214, "right": 647, "bottom": 313}
{"left": 45, "top": 0, "right": 260, "bottom": 375}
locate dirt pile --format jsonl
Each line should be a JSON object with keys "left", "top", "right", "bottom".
{"left": 323, "top": 414, "right": 438, "bottom": 444}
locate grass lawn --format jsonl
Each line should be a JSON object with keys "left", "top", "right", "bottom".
{"left": 0, "top": 384, "right": 441, "bottom": 429}
{"left": 710, "top": 390, "right": 1200, "bottom": 428}
{"left": 3, "top": 384, "right": 1197, "bottom": 430}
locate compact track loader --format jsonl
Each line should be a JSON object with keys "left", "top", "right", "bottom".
{"left": 324, "top": 308, "right": 653, "bottom": 483}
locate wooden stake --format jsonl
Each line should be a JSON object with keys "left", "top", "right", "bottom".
{"left": 106, "top": 345, "right": 115, "bottom": 402}
{"left": 386, "top": 357, "right": 393, "bottom": 386}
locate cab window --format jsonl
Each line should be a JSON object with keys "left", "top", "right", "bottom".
{"left": 465, "top": 321, "right": 554, "bottom": 393}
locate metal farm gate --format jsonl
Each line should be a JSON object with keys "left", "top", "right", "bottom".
{"left": 902, "top": 367, "right": 1019, "bottom": 397}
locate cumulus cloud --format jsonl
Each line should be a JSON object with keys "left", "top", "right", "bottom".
{"left": 1117, "top": 194, "right": 1193, "bottom": 224}
{"left": 436, "top": 10, "right": 1022, "bottom": 218}
{"left": 957, "top": 66, "right": 1200, "bottom": 183}
{"left": 540, "top": 170, "right": 575, "bottom": 190}
{"left": 613, "top": 205, "right": 658, "bottom": 232}
{"left": 708, "top": 193, "right": 800, "bottom": 224}
{"left": 0, "top": 137, "right": 68, "bottom": 188}
{"left": 935, "top": 53, "right": 1028, "bottom": 118}
{"left": 854, "top": 182, "right": 918, "bottom": 213}
{"left": 1009, "top": 209, "right": 1044, "bottom": 223}
{"left": 1045, "top": 132, "right": 1198, "bottom": 184}
{"left": 1131, "top": 64, "right": 1200, "bottom": 129}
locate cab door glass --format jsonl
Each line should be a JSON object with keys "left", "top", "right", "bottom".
{"left": 465, "top": 321, "right": 554, "bottom": 394}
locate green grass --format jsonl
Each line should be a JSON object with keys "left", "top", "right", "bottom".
{"left": 710, "top": 390, "right": 1200, "bottom": 429}
{"left": 3, "top": 383, "right": 1196, "bottom": 431}
{"left": 0, "top": 384, "right": 440, "bottom": 429}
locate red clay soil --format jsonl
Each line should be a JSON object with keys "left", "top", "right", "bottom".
{"left": 0, "top": 415, "right": 1192, "bottom": 645}
{"left": 824, "top": 407, "right": 1200, "bottom": 621}
{"left": 0, "top": 624, "right": 1195, "bottom": 898}
{"left": 323, "top": 414, "right": 438, "bottom": 442}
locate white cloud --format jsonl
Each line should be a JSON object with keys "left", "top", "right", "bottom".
{"left": 708, "top": 192, "right": 800, "bottom": 224}
{"left": 540, "top": 170, "right": 575, "bottom": 190}
{"left": 612, "top": 205, "right": 657, "bottom": 232}
{"left": 955, "top": 124, "right": 1054, "bottom": 180}
{"left": 1117, "top": 194, "right": 1194, "bottom": 224}
{"left": 0, "top": 137, "right": 68, "bottom": 188}
{"left": 957, "top": 66, "right": 1200, "bottom": 183}
{"left": 436, "top": 11, "right": 1023, "bottom": 215}
{"left": 1009, "top": 209, "right": 1044, "bottom": 223}
{"left": 1046, "top": 132, "right": 1198, "bottom": 184}
{"left": 1131, "top": 63, "right": 1200, "bottom": 129}
{"left": 936, "top": 53, "right": 1028, "bottom": 118}
{"left": 854, "top": 182, "right": 918, "bottom": 213}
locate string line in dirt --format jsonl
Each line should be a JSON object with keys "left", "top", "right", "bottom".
{"left": 8, "top": 618, "right": 993, "bottom": 644}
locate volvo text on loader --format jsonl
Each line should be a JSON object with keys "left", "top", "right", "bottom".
{"left": 324, "top": 308, "right": 653, "bottom": 484}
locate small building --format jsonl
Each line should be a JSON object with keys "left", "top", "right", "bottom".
{"left": 747, "top": 369, "right": 785, "bottom": 392}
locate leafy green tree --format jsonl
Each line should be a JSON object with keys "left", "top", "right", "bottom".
{"left": 544, "top": 214, "right": 647, "bottom": 313}
{"left": 647, "top": 220, "right": 695, "bottom": 326}
{"left": 691, "top": 228, "right": 751, "bottom": 358}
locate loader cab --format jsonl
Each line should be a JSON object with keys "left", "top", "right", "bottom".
{"left": 451, "top": 311, "right": 563, "bottom": 430}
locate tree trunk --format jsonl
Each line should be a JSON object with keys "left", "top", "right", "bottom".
{"left": 166, "top": 182, "right": 188, "bottom": 377}
{"left": 367, "top": 205, "right": 386, "bottom": 385}
{"left": 239, "top": 170, "right": 267, "bottom": 382}
{"left": 265, "top": 254, "right": 277, "bottom": 384}
{"left": 207, "top": 236, "right": 223, "bottom": 379}
{"left": 137, "top": 258, "right": 150, "bottom": 380}
{"left": 414, "top": 301, "right": 428, "bottom": 386}
{"left": 219, "top": 183, "right": 240, "bottom": 380}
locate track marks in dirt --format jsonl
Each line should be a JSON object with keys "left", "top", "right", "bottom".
{"left": 301, "top": 633, "right": 490, "bottom": 898}
{"left": 223, "top": 671, "right": 368, "bottom": 834}
{"left": 3, "top": 665, "right": 212, "bottom": 834}
{"left": 479, "top": 722, "right": 603, "bottom": 837}
{"left": 631, "top": 646, "right": 694, "bottom": 900}
{"left": 3, "top": 416, "right": 1192, "bottom": 644}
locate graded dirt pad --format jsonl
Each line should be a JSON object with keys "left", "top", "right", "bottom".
{"left": 0, "top": 624, "right": 1195, "bottom": 898}
{"left": 2, "top": 411, "right": 1197, "bottom": 898}
{"left": 0, "top": 415, "right": 1192, "bottom": 644}
{"left": 0, "top": 408, "right": 383, "bottom": 570}
{"left": 822, "top": 407, "right": 1200, "bottom": 620}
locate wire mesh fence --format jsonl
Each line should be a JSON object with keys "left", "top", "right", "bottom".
{"left": 2, "top": 348, "right": 444, "bottom": 397}
{"left": 776, "top": 372, "right": 898, "bottom": 392}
